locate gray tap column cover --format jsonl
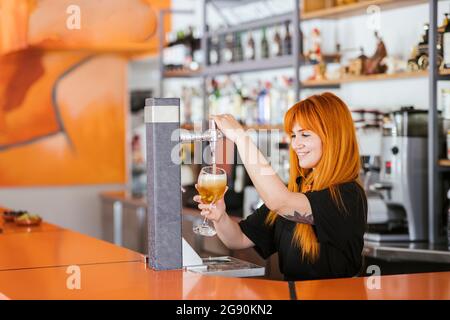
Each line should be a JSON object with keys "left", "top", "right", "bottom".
{"left": 145, "top": 98, "right": 182, "bottom": 270}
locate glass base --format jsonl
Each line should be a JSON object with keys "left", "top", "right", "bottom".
{"left": 193, "top": 224, "right": 217, "bottom": 237}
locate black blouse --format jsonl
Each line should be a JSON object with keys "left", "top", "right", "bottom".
{"left": 238, "top": 181, "right": 367, "bottom": 281}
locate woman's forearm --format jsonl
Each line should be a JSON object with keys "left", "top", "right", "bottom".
{"left": 213, "top": 213, "right": 252, "bottom": 250}
{"left": 235, "top": 134, "right": 288, "bottom": 211}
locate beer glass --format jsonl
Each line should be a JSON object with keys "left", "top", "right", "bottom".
{"left": 193, "top": 166, "right": 227, "bottom": 236}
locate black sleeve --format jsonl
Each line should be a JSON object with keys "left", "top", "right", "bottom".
{"left": 305, "top": 182, "right": 367, "bottom": 249}
{"left": 238, "top": 204, "right": 276, "bottom": 259}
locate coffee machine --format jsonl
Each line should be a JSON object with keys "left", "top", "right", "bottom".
{"left": 365, "top": 107, "right": 429, "bottom": 242}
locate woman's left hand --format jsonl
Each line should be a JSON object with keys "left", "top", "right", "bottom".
{"left": 211, "top": 114, "right": 245, "bottom": 144}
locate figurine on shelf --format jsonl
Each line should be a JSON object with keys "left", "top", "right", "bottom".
{"left": 347, "top": 47, "right": 368, "bottom": 76}
{"left": 306, "top": 28, "right": 326, "bottom": 81}
{"left": 407, "top": 23, "right": 443, "bottom": 71}
{"left": 364, "top": 32, "right": 388, "bottom": 75}
{"left": 307, "top": 28, "right": 323, "bottom": 64}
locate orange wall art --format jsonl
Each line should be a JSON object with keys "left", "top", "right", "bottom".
{"left": 0, "top": 0, "right": 170, "bottom": 186}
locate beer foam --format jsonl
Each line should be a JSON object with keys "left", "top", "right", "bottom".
{"left": 198, "top": 174, "right": 226, "bottom": 185}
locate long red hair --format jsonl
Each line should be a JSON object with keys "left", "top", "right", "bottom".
{"left": 266, "top": 92, "right": 361, "bottom": 262}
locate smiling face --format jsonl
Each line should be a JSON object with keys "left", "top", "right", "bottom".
{"left": 290, "top": 123, "right": 323, "bottom": 169}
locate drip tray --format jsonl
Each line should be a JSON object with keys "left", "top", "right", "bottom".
{"left": 186, "top": 256, "right": 265, "bottom": 278}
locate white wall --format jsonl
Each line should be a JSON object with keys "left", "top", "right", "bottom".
{"left": 0, "top": 185, "right": 124, "bottom": 238}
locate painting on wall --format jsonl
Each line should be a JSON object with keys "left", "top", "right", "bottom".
{"left": 0, "top": 0, "right": 171, "bottom": 186}
{"left": 0, "top": 50, "right": 128, "bottom": 185}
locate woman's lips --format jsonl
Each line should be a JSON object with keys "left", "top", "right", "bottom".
{"left": 296, "top": 151, "right": 310, "bottom": 158}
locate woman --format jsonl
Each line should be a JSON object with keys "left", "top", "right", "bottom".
{"left": 194, "top": 92, "right": 367, "bottom": 281}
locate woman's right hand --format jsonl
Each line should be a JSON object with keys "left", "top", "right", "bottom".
{"left": 193, "top": 186, "right": 228, "bottom": 223}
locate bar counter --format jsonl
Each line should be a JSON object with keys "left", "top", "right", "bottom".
{"left": 1, "top": 206, "right": 450, "bottom": 300}
{"left": 100, "top": 191, "right": 450, "bottom": 264}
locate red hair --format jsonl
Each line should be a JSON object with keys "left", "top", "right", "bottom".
{"left": 266, "top": 92, "right": 361, "bottom": 262}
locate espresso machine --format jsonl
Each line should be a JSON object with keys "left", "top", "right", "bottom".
{"left": 365, "top": 107, "right": 429, "bottom": 242}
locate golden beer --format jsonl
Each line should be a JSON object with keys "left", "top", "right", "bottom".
{"left": 196, "top": 174, "right": 227, "bottom": 204}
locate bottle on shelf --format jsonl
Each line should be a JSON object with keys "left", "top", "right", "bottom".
{"left": 444, "top": 15, "right": 450, "bottom": 68}
{"left": 273, "top": 26, "right": 283, "bottom": 57}
{"left": 283, "top": 21, "right": 292, "bottom": 56}
{"left": 245, "top": 31, "right": 256, "bottom": 60}
{"left": 232, "top": 79, "right": 244, "bottom": 121}
{"left": 270, "top": 77, "right": 282, "bottom": 125}
{"left": 234, "top": 32, "right": 244, "bottom": 62}
{"left": 209, "top": 78, "right": 221, "bottom": 116}
{"left": 257, "top": 81, "right": 271, "bottom": 124}
{"left": 261, "top": 27, "right": 270, "bottom": 59}
{"left": 223, "top": 33, "right": 235, "bottom": 63}
{"left": 176, "top": 29, "right": 185, "bottom": 47}
{"left": 209, "top": 34, "right": 220, "bottom": 65}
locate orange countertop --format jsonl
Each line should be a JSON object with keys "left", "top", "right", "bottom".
{"left": 0, "top": 229, "right": 143, "bottom": 271}
{"left": 0, "top": 261, "right": 290, "bottom": 300}
{"left": 294, "top": 271, "right": 450, "bottom": 300}
{"left": 1, "top": 220, "right": 62, "bottom": 234}
{"left": 1, "top": 205, "right": 450, "bottom": 300}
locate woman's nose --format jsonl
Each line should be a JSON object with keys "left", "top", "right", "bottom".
{"left": 292, "top": 136, "right": 304, "bottom": 149}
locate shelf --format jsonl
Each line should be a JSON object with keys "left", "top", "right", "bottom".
{"left": 206, "top": 12, "right": 292, "bottom": 38}
{"left": 202, "top": 53, "right": 340, "bottom": 77}
{"left": 302, "top": 70, "right": 428, "bottom": 88}
{"left": 439, "top": 68, "right": 450, "bottom": 80}
{"left": 301, "top": 0, "right": 428, "bottom": 21}
{"left": 203, "top": 55, "right": 294, "bottom": 76}
{"left": 163, "top": 69, "right": 202, "bottom": 78}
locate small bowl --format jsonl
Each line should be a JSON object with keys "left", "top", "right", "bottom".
{"left": 15, "top": 215, "right": 42, "bottom": 227}
{"left": 3, "top": 210, "right": 27, "bottom": 223}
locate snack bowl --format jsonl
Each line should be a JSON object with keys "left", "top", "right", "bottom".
{"left": 3, "top": 210, "right": 27, "bottom": 223}
{"left": 15, "top": 213, "right": 42, "bottom": 226}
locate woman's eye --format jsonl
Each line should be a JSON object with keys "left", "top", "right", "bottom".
{"left": 302, "top": 133, "right": 310, "bottom": 137}
{"left": 290, "top": 134, "right": 296, "bottom": 139}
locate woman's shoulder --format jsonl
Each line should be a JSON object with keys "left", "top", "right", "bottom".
{"left": 337, "top": 180, "right": 365, "bottom": 193}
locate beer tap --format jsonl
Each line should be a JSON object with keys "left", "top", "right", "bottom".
{"left": 180, "top": 119, "right": 223, "bottom": 165}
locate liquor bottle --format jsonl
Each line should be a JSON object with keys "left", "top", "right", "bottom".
{"left": 232, "top": 79, "right": 243, "bottom": 121}
{"left": 257, "top": 82, "right": 271, "bottom": 124}
{"left": 444, "top": 20, "right": 450, "bottom": 68}
{"left": 273, "top": 27, "right": 283, "bottom": 57}
{"left": 283, "top": 21, "right": 292, "bottom": 56}
{"left": 234, "top": 32, "right": 244, "bottom": 62}
{"left": 270, "top": 77, "right": 282, "bottom": 125}
{"left": 209, "top": 78, "right": 221, "bottom": 115}
{"left": 261, "top": 27, "right": 270, "bottom": 59}
{"left": 209, "top": 34, "right": 220, "bottom": 65}
{"left": 223, "top": 33, "right": 234, "bottom": 63}
{"left": 245, "top": 32, "right": 256, "bottom": 60}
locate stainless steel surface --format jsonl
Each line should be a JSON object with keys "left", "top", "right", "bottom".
{"left": 113, "top": 201, "right": 123, "bottom": 246}
{"left": 179, "top": 125, "right": 223, "bottom": 143}
{"left": 364, "top": 241, "right": 450, "bottom": 264}
{"left": 370, "top": 108, "right": 430, "bottom": 242}
{"left": 364, "top": 233, "right": 410, "bottom": 242}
